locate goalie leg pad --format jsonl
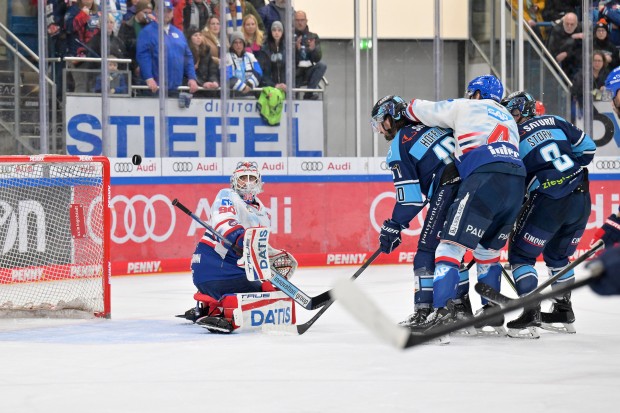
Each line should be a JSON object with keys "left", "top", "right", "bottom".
{"left": 194, "top": 292, "right": 297, "bottom": 332}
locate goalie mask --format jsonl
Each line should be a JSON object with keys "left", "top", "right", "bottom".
{"left": 231, "top": 161, "right": 263, "bottom": 202}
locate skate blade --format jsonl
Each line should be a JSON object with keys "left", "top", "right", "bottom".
{"left": 475, "top": 326, "right": 507, "bottom": 337}
{"left": 507, "top": 326, "right": 540, "bottom": 339}
{"left": 421, "top": 334, "right": 450, "bottom": 345}
{"left": 451, "top": 326, "right": 478, "bottom": 336}
{"left": 541, "top": 322, "right": 576, "bottom": 334}
{"left": 198, "top": 324, "right": 233, "bottom": 334}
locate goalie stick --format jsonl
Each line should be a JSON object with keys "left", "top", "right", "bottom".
{"left": 264, "top": 248, "right": 381, "bottom": 335}
{"left": 330, "top": 246, "right": 604, "bottom": 349}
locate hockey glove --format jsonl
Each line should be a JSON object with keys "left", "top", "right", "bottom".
{"left": 591, "top": 213, "right": 620, "bottom": 249}
{"left": 379, "top": 219, "right": 405, "bottom": 254}
{"left": 588, "top": 246, "right": 620, "bottom": 296}
{"left": 225, "top": 224, "right": 246, "bottom": 257}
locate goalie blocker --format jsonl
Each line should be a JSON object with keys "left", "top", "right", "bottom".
{"left": 243, "top": 227, "right": 298, "bottom": 282}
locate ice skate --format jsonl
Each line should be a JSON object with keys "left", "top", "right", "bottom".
{"left": 409, "top": 300, "right": 458, "bottom": 344}
{"left": 474, "top": 303, "right": 507, "bottom": 336}
{"left": 506, "top": 305, "right": 541, "bottom": 339}
{"left": 398, "top": 306, "right": 432, "bottom": 328}
{"left": 196, "top": 315, "right": 234, "bottom": 334}
{"left": 541, "top": 293, "right": 576, "bottom": 334}
{"left": 176, "top": 304, "right": 207, "bottom": 323}
{"left": 451, "top": 294, "right": 477, "bottom": 336}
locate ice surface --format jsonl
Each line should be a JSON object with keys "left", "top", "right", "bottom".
{"left": 0, "top": 263, "right": 619, "bottom": 413}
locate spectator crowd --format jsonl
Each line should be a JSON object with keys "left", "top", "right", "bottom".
{"left": 45, "top": 0, "right": 327, "bottom": 99}
{"left": 510, "top": 1, "right": 620, "bottom": 120}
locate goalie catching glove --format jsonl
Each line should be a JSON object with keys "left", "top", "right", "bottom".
{"left": 268, "top": 247, "right": 298, "bottom": 280}
{"left": 379, "top": 219, "right": 406, "bottom": 254}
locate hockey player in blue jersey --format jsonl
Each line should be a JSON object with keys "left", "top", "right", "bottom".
{"left": 401, "top": 75, "right": 526, "bottom": 334}
{"left": 371, "top": 96, "right": 472, "bottom": 329}
{"left": 499, "top": 91, "right": 596, "bottom": 337}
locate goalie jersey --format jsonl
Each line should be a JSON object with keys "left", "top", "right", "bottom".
{"left": 193, "top": 188, "right": 271, "bottom": 284}
{"left": 387, "top": 123, "right": 456, "bottom": 226}
{"left": 517, "top": 115, "right": 596, "bottom": 199}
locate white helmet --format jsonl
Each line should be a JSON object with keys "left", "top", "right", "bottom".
{"left": 231, "top": 161, "right": 263, "bottom": 202}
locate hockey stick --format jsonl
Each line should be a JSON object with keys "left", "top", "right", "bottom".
{"left": 268, "top": 248, "right": 381, "bottom": 335}
{"left": 172, "top": 198, "right": 322, "bottom": 310}
{"left": 501, "top": 266, "right": 518, "bottom": 294}
{"left": 331, "top": 259, "right": 602, "bottom": 349}
{"left": 478, "top": 239, "right": 604, "bottom": 304}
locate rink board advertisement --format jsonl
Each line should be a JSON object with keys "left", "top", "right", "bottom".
{"left": 64, "top": 96, "right": 324, "bottom": 158}
{"left": 105, "top": 157, "right": 620, "bottom": 275}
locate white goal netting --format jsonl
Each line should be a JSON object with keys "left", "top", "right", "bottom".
{"left": 0, "top": 156, "right": 111, "bottom": 318}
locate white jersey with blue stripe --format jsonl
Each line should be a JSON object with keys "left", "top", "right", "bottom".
{"left": 200, "top": 188, "right": 271, "bottom": 258}
{"left": 405, "top": 98, "right": 524, "bottom": 178}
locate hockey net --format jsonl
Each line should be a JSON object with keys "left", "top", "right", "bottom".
{"left": 0, "top": 155, "right": 111, "bottom": 318}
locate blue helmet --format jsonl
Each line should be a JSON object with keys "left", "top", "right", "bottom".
{"left": 466, "top": 75, "right": 504, "bottom": 102}
{"left": 500, "top": 91, "right": 537, "bottom": 119}
{"left": 370, "top": 95, "right": 406, "bottom": 133}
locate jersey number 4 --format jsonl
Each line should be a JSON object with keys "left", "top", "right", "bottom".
{"left": 487, "top": 124, "right": 510, "bottom": 144}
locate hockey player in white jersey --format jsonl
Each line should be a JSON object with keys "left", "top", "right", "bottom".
{"left": 180, "top": 161, "right": 297, "bottom": 333}
{"left": 403, "top": 75, "right": 526, "bottom": 334}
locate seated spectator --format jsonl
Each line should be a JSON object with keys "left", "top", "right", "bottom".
{"left": 260, "top": 20, "right": 286, "bottom": 91}
{"left": 183, "top": 0, "right": 213, "bottom": 35}
{"left": 510, "top": 0, "right": 547, "bottom": 40}
{"left": 593, "top": 20, "right": 620, "bottom": 68}
{"left": 294, "top": 10, "right": 326, "bottom": 100}
{"left": 218, "top": 0, "right": 265, "bottom": 35}
{"left": 136, "top": 0, "right": 199, "bottom": 96}
{"left": 547, "top": 12, "right": 582, "bottom": 80}
{"left": 94, "top": 56, "right": 129, "bottom": 94}
{"left": 571, "top": 50, "right": 610, "bottom": 105}
{"left": 542, "top": 0, "right": 580, "bottom": 23}
{"left": 118, "top": 0, "right": 156, "bottom": 87}
{"left": 242, "top": 14, "right": 266, "bottom": 62}
{"left": 202, "top": 15, "right": 225, "bottom": 65}
{"left": 258, "top": 0, "right": 292, "bottom": 36}
{"left": 225, "top": 30, "right": 262, "bottom": 95}
{"left": 187, "top": 28, "right": 220, "bottom": 91}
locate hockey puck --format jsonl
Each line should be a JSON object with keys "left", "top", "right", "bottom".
{"left": 131, "top": 154, "right": 142, "bottom": 166}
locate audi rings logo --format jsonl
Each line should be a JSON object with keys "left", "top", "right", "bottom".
{"left": 114, "top": 162, "right": 134, "bottom": 173}
{"left": 370, "top": 192, "right": 425, "bottom": 236}
{"left": 301, "top": 161, "right": 324, "bottom": 171}
{"left": 111, "top": 194, "right": 176, "bottom": 243}
{"left": 380, "top": 161, "right": 389, "bottom": 171}
{"left": 172, "top": 162, "right": 193, "bottom": 172}
{"left": 595, "top": 160, "right": 620, "bottom": 170}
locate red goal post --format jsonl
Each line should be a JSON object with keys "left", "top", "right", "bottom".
{"left": 0, "top": 155, "right": 111, "bottom": 318}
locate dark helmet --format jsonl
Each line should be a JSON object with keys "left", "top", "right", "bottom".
{"left": 500, "top": 91, "right": 537, "bottom": 120}
{"left": 466, "top": 75, "right": 504, "bottom": 102}
{"left": 370, "top": 95, "right": 408, "bottom": 139}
